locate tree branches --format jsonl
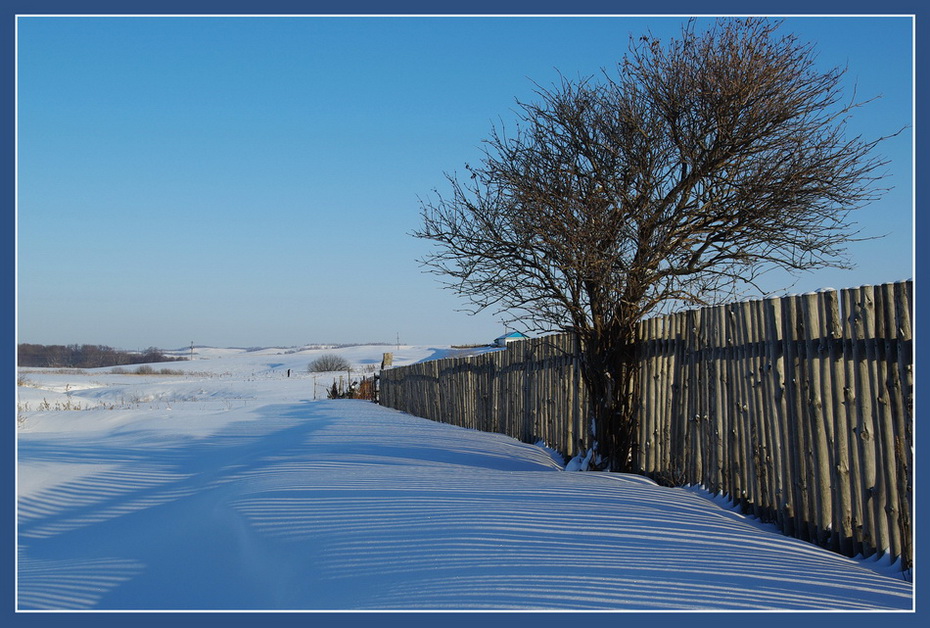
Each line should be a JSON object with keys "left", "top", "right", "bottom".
{"left": 418, "top": 17, "right": 895, "bottom": 334}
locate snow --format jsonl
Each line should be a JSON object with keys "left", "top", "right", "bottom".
{"left": 16, "top": 345, "right": 914, "bottom": 611}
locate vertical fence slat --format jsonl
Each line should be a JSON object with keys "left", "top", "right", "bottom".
{"left": 875, "top": 283, "right": 902, "bottom": 559}
{"left": 840, "top": 286, "right": 866, "bottom": 557}
{"left": 727, "top": 303, "right": 747, "bottom": 510}
{"left": 856, "top": 285, "right": 882, "bottom": 557}
{"left": 748, "top": 298, "right": 773, "bottom": 522}
{"left": 825, "top": 289, "right": 853, "bottom": 556}
{"left": 640, "top": 316, "right": 656, "bottom": 476}
{"left": 729, "top": 302, "right": 748, "bottom": 511}
{"left": 758, "top": 299, "right": 790, "bottom": 531}
{"left": 657, "top": 314, "right": 672, "bottom": 480}
{"left": 801, "top": 292, "right": 832, "bottom": 548}
{"left": 711, "top": 305, "right": 727, "bottom": 495}
{"left": 893, "top": 281, "right": 913, "bottom": 570}
{"left": 740, "top": 299, "right": 762, "bottom": 518}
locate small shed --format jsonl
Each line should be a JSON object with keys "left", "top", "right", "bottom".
{"left": 494, "top": 331, "right": 528, "bottom": 347}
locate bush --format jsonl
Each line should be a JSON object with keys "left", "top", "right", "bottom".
{"left": 326, "top": 376, "right": 377, "bottom": 400}
{"left": 308, "top": 353, "right": 351, "bottom": 373}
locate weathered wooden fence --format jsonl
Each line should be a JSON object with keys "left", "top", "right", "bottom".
{"left": 638, "top": 281, "right": 913, "bottom": 568}
{"left": 380, "top": 333, "right": 589, "bottom": 451}
{"left": 379, "top": 281, "right": 913, "bottom": 568}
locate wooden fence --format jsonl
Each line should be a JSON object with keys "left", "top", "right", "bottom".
{"left": 381, "top": 333, "right": 588, "bottom": 451}
{"left": 379, "top": 281, "right": 913, "bottom": 568}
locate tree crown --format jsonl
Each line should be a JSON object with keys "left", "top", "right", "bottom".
{"left": 416, "top": 18, "right": 896, "bottom": 336}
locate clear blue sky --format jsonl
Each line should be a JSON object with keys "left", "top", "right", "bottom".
{"left": 16, "top": 14, "right": 913, "bottom": 350}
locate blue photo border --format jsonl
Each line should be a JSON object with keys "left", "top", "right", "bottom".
{"left": 3, "top": 1, "right": 924, "bottom": 626}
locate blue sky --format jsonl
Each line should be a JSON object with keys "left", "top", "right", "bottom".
{"left": 16, "top": 14, "right": 914, "bottom": 350}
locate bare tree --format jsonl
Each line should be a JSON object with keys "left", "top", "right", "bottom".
{"left": 415, "top": 18, "right": 897, "bottom": 472}
{"left": 308, "top": 353, "right": 352, "bottom": 373}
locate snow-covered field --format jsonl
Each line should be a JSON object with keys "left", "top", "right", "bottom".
{"left": 16, "top": 345, "right": 914, "bottom": 611}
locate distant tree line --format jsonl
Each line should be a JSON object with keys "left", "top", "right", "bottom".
{"left": 17, "top": 344, "right": 187, "bottom": 368}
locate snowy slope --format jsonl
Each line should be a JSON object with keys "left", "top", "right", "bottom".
{"left": 16, "top": 346, "right": 913, "bottom": 611}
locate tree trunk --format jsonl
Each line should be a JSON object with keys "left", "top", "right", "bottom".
{"left": 580, "top": 327, "right": 641, "bottom": 472}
